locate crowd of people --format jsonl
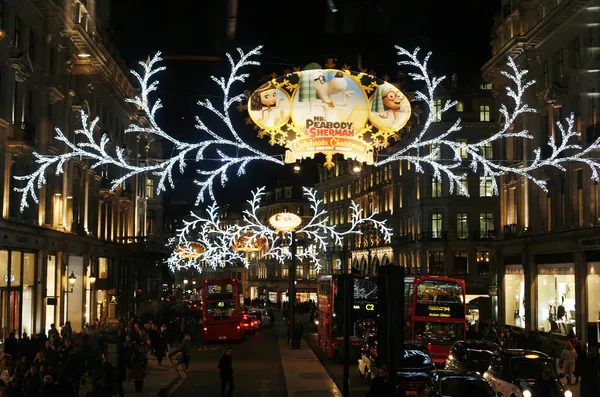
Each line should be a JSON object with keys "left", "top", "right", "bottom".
{"left": 0, "top": 313, "right": 201, "bottom": 397}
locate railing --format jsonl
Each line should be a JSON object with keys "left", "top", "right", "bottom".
{"left": 419, "top": 231, "right": 448, "bottom": 241}
{"left": 474, "top": 230, "right": 496, "bottom": 240}
{"left": 503, "top": 224, "right": 521, "bottom": 238}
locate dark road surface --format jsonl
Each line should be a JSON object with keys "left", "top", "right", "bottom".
{"left": 304, "top": 332, "right": 370, "bottom": 396}
{"left": 171, "top": 326, "right": 287, "bottom": 397}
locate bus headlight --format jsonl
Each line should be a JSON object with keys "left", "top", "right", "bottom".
{"left": 564, "top": 391, "right": 572, "bottom": 397}
{"left": 523, "top": 390, "right": 532, "bottom": 397}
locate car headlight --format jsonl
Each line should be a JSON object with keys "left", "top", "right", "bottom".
{"left": 314, "top": 320, "right": 319, "bottom": 325}
{"left": 523, "top": 390, "right": 532, "bottom": 397}
{"left": 564, "top": 391, "right": 572, "bottom": 397}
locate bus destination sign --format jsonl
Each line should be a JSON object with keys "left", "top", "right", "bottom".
{"left": 415, "top": 303, "right": 463, "bottom": 318}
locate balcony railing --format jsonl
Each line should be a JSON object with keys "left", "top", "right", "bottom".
{"left": 11, "top": 122, "right": 36, "bottom": 146}
{"left": 474, "top": 230, "right": 496, "bottom": 240}
{"left": 419, "top": 231, "right": 448, "bottom": 241}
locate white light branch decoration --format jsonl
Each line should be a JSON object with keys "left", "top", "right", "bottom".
{"left": 166, "top": 202, "right": 248, "bottom": 271}
{"left": 235, "top": 186, "right": 393, "bottom": 268}
{"left": 17, "top": 45, "right": 600, "bottom": 213}
{"left": 376, "top": 47, "right": 600, "bottom": 194}
{"left": 15, "top": 46, "right": 283, "bottom": 212}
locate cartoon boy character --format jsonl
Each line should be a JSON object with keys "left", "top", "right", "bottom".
{"left": 250, "top": 82, "right": 284, "bottom": 127}
{"left": 370, "top": 83, "right": 411, "bottom": 129}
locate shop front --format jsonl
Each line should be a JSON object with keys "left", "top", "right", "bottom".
{"left": 0, "top": 250, "right": 36, "bottom": 340}
{"left": 504, "top": 265, "right": 526, "bottom": 329}
{"left": 536, "top": 263, "right": 575, "bottom": 335}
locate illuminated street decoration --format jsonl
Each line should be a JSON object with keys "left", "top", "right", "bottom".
{"left": 169, "top": 186, "right": 392, "bottom": 272}
{"left": 15, "top": 45, "right": 600, "bottom": 210}
{"left": 248, "top": 69, "right": 410, "bottom": 168}
{"left": 166, "top": 202, "right": 248, "bottom": 271}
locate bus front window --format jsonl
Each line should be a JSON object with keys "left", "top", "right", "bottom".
{"left": 416, "top": 280, "right": 463, "bottom": 304}
{"left": 414, "top": 322, "right": 464, "bottom": 345}
{"left": 206, "top": 301, "right": 236, "bottom": 320}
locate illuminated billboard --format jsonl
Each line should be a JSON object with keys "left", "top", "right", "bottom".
{"left": 248, "top": 69, "right": 411, "bottom": 168}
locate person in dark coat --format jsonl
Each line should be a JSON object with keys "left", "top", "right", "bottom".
{"left": 129, "top": 347, "right": 147, "bottom": 392}
{"left": 180, "top": 334, "right": 192, "bottom": 370}
{"left": 367, "top": 367, "right": 388, "bottom": 396}
{"left": 36, "top": 375, "right": 55, "bottom": 397}
{"left": 23, "top": 366, "right": 41, "bottom": 397}
{"left": 154, "top": 336, "right": 167, "bottom": 366}
{"left": 218, "top": 347, "right": 234, "bottom": 397}
{"left": 4, "top": 333, "right": 17, "bottom": 360}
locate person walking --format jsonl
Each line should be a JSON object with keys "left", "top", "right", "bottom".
{"left": 154, "top": 334, "right": 167, "bottom": 366}
{"left": 181, "top": 334, "right": 192, "bottom": 370}
{"left": 218, "top": 347, "right": 234, "bottom": 397}
{"left": 560, "top": 341, "right": 577, "bottom": 384}
{"left": 129, "top": 346, "right": 148, "bottom": 393}
{"left": 366, "top": 367, "right": 387, "bottom": 396}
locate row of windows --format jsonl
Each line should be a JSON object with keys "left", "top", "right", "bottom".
{"left": 400, "top": 249, "right": 491, "bottom": 275}
{"left": 399, "top": 211, "right": 494, "bottom": 239}
{"left": 432, "top": 100, "right": 492, "bottom": 122}
{"left": 250, "top": 263, "right": 320, "bottom": 280}
{"left": 429, "top": 175, "right": 495, "bottom": 198}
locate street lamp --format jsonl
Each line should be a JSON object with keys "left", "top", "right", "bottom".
{"left": 88, "top": 273, "right": 97, "bottom": 286}
{"left": 67, "top": 272, "right": 76, "bottom": 293}
{"left": 183, "top": 279, "right": 189, "bottom": 285}
{"left": 269, "top": 212, "right": 302, "bottom": 349}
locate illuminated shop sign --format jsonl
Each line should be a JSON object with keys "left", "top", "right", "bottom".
{"left": 248, "top": 69, "right": 410, "bottom": 169}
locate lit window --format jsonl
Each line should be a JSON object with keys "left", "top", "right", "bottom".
{"left": 479, "top": 105, "right": 491, "bottom": 122}
{"left": 456, "top": 101, "right": 464, "bottom": 112}
{"left": 431, "top": 177, "right": 442, "bottom": 198}
{"left": 476, "top": 251, "right": 491, "bottom": 275}
{"left": 430, "top": 143, "right": 441, "bottom": 159}
{"left": 456, "top": 139, "right": 468, "bottom": 158}
{"left": 479, "top": 212, "right": 494, "bottom": 239}
{"left": 431, "top": 213, "right": 443, "bottom": 239}
{"left": 480, "top": 176, "right": 494, "bottom": 197}
{"left": 457, "top": 213, "right": 468, "bottom": 239}
{"left": 433, "top": 99, "right": 442, "bottom": 122}
{"left": 482, "top": 142, "right": 493, "bottom": 159}
{"left": 455, "top": 175, "right": 468, "bottom": 196}
{"left": 479, "top": 83, "right": 492, "bottom": 90}
{"left": 145, "top": 178, "right": 154, "bottom": 198}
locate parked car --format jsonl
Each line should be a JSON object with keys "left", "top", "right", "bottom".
{"left": 424, "top": 370, "right": 500, "bottom": 397}
{"left": 445, "top": 340, "right": 501, "bottom": 375}
{"left": 483, "top": 349, "right": 572, "bottom": 397}
{"left": 368, "top": 341, "right": 435, "bottom": 395}
{"left": 242, "top": 316, "right": 256, "bottom": 334}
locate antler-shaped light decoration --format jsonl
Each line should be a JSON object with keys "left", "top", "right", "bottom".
{"left": 168, "top": 186, "right": 392, "bottom": 273}
{"left": 15, "top": 46, "right": 283, "bottom": 212}
{"left": 15, "top": 45, "right": 600, "bottom": 214}
{"left": 376, "top": 47, "right": 600, "bottom": 194}
{"left": 166, "top": 202, "right": 248, "bottom": 271}
{"left": 234, "top": 186, "right": 393, "bottom": 269}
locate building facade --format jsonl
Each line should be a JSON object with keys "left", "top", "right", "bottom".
{"left": 245, "top": 185, "right": 318, "bottom": 304}
{"left": 483, "top": 0, "right": 600, "bottom": 341}
{"left": 0, "top": 0, "right": 164, "bottom": 339}
{"left": 315, "top": 82, "right": 501, "bottom": 304}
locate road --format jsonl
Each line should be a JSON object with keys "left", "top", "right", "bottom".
{"left": 171, "top": 325, "right": 288, "bottom": 396}
{"left": 304, "top": 331, "right": 370, "bottom": 396}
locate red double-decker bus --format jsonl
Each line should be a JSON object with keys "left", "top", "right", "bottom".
{"left": 406, "top": 276, "right": 467, "bottom": 366}
{"left": 316, "top": 275, "right": 378, "bottom": 359}
{"left": 201, "top": 279, "right": 245, "bottom": 342}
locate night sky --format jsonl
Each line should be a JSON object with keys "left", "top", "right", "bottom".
{"left": 109, "top": 0, "right": 498, "bottom": 207}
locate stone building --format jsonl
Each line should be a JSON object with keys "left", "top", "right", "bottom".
{"left": 0, "top": 0, "right": 164, "bottom": 339}
{"left": 483, "top": 0, "right": 600, "bottom": 341}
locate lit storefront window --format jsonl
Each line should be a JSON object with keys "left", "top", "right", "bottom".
{"left": 588, "top": 263, "right": 600, "bottom": 322}
{"left": 537, "top": 264, "right": 575, "bottom": 335}
{"left": 45, "top": 255, "right": 57, "bottom": 333}
{"left": 0, "top": 250, "right": 37, "bottom": 339}
{"left": 504, "top": 265, "right": 525, "bottom": 328}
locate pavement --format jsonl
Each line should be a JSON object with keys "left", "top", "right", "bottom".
{"left": 122, "top": 356, "right": 184, "bottom": 396}
{"left": 274, "top": 313, "right": 342, "bottom": 397}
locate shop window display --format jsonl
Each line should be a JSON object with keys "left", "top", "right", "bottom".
{"left": 587, "top": 263, "right": 600, "bottom": 323}
{"left": 504, "top": 266, "right": 525, "bottom": 328}
{"left": 537, "top": 264, "right": 575, "bottom": 335}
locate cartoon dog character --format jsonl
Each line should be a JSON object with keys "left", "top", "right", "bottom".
{"left": 314, "top": 71, "right": 353, "bottom": 108}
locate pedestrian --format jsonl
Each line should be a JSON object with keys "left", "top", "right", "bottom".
{"left": 181, "top": 334, "right": 192, "bottom": 370}
{"left": 154, "top": 335, "right": 167, "bottom": 366}
{"left": 129, "top": 346, "right": 147, "bottom": 393}
{"left": 560, "top": 341, "right": 577, "bottom": 384}
{"left": 293, "top": 319, "right": 304, "bottom": 347}
{"left": 366, "top": 367, "right": 387, "bottom": 396}
{"left": 218, "top": 347, "right": 234, "bottom": 397}
{"left": 36, "top": 375, "right": 55, "bottom": 397}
